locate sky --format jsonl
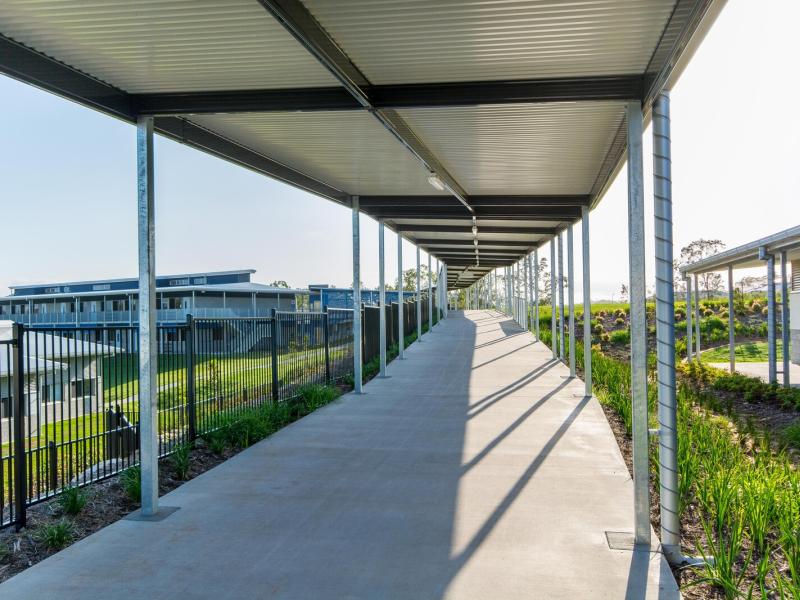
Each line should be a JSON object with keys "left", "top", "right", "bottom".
{"left": 0, "top": 0, "right": 798, "bottom": 299}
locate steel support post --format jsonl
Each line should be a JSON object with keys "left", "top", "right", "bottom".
{"left": 581, "top": 208, "right": 592, "bottom": 396}
{"left": 416, "top": 247, "right": 422, "bottom": 341}
{"left": 443, "top": 264, "right": 447, "bottom": 317}
{"left": 427, "top": 254, "right": 433, "bottom": 335}
{"left": 557, "top": 232, "right": 566, "bottom": 359}
{"left": 781, "top": 252, "right": 790, "bottom": 387}
{"left": 685, "top": 277, "right": 693, "bottom": 361}
{"left": 524, "top": 253, "right": 530, "bottom": 331}
{"left": 694, "top": 274, "right": 701, "bottom": 355}
{"left": 550, "top": 242, "right": 557, "bottom": 358}
{"left": 765, "top": 249, "right": 777, "bottom": 384}
{"left": 397, "top": 234, "right": 405, "bottom": 358}
{"left": 728, "top": 266, "right": 735, "bottom": 373}
{"left": 534, "top": 249, "right": 540, "bottom": 341}
{"left": 136, "top": 116, "right": 159, "bottom": 516}
{"left": 627, "top": 101, "right": 650, "bottom": 546}
{"left": 652, "top": 92, "right": 680, "bottom": 561}
{"left": 378, "top": 220, "right": 387, "bottom": 377}
{"left": 568, "top": 225, "right": 576, "bottom": 376}
{"left": 352, "top": 196, "right": 363, "bottom": 393}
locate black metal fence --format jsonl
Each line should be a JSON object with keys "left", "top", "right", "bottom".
{"left": 1, "top": 295, "right": 439, "bottom": 529}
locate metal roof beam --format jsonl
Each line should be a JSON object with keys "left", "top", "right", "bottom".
{"left": 132, "top": 75, "right": 642, "bottom": 115}
{"left": 257, "top": 0, "right": 473, "bottom": 213}
{"left": 363, "top": 206, "right": 581, "bottom": 220}
{"left": 360, "top": 195, "right": 589, "bottom": 208}
{"left": 394, "top": 224, "right": 556, "bottom": 235}
{"left": 416, "top": 239, "right": 536, "bottom": 247}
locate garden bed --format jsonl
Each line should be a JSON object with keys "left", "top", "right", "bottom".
{"left": 0, "top": 383, "right": 344, "bottom": 584}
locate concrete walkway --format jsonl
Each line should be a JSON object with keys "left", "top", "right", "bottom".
{"left": 0, "top": 310, "right": 677, "bottom": 599}
{"left": 708, "top": 361, "right": 799, "bottom": 387}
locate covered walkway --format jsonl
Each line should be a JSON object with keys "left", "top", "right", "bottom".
{"left": 0, "top": 311, "right": 676, "bottom": 599}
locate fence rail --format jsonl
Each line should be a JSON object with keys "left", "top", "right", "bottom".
{"left": 0, "top": 295, "right": 439, "bottom": 529}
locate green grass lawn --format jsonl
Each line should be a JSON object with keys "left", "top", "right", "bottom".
{"left": 700, "top": 340, "right": 788, "bottom": 363}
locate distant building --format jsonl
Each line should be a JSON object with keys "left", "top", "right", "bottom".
{"left": 1, "top": 269, "right": 308, "bottom": 328}
{"left": 308, "top": 285, "right": 426, "bottom": 311}
{"left": 0, "top": 323, "right": 117, "bottom": 436}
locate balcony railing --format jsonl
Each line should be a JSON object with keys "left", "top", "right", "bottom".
{"left": 0, "top": 307, "right": 276, "bottom": 326}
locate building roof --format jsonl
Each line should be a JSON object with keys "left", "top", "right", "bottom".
{"left": 9, "top": 269, "right": 256, "bottom": 293}
{"left": 0, "top": 0, "right": 726, "bottom": 289}
{"left": 3, "top": 282, "right": 307, "bottom": 302}
{"left": 0, "top": 321, "right": 118, "bottom": 376}
{"left": 681, "top": 226, "right": 800, "bottom": 275}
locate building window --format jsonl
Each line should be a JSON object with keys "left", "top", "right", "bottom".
{"left": 44, "top": 287, "right": 61, "bottom": 294}
{"left": 192, "top": 277, "right": 207, "bottom": 285}
{"left": 169, "top": 278, "right": 189, "bottom": 287}
{"left": 92, "top": 284, "right": 111, "bottom": 291}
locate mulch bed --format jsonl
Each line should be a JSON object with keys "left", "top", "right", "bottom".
{"left": 0, "top": 441, "right": 235, "bottom": 584}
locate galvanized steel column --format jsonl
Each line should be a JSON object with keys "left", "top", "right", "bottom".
{"left": 652, "top": 92, "right": 679, "bottom": 560}
{"left": 352, "top": 196, "right": 363, "bottom": 393}
{"left": 427, "top": 254, "right": 433, "bottom": 335}
{"left": 524, "top": 252, "right": 530, "bottom": 331}
{"left": 693, "top": 274, "right": 701, "bottom": 356}
{"left": 534, "top": 248, "right": 540, "bottom": 341}
{"left": 567, "top": 225, "right": 576, "bottom": 376}
{"left": 136, "top": 116, "right": 159, "bottom": 517}
{"left": 728, "top": 266, "right": 735, "bottom": 373}
{"left": 557, "top": 232, "right": 566, "bottom": 359}
{"left": 627, "top": 100, "right": 650, "bottom": 546}
{"left": 416, "top": 247, "right": 422, "bottom": 341}
{"left": 581, "top": 208, "right": 592, "bottom": 396}
{"left": 398, "top": 234, "right": 404, "bottom": 358}
{"left": 686, "top": 276, "right": 693, "bottom": 361}
{"left": 378, "top": 220, "right": 387, "bottom": 377}
{"left": 765, "top": 249, "right": 777, "bottom": 384}
{"left": 781, "top": 252, "right": 790, "bottom": 387}
{"left": 550, "top": 242, "right": 557, "bottom": 358}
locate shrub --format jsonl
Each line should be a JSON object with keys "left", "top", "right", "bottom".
{"left": 34, "top": 519, "right": 75, "bottom": 550}
{"left": 751, "top": 302, "right": 762, "bottom": 312}
{"left": 614, "top": 317, "right": 625, "bottom": 326}
{"left": 762, "top": 307, "right": 769, "bottom": 316}
{"left": 58, "top": 486, "right": 87, "bottom": 516}
{"left": 675, "top": 309, "right": 685, "bottom": 321}
{"left": 120, "top": 466, "right": 142, "bottom": 503}
{"left": 703, "top": 308, "right": 715, "bottom": 317}
{"left": 171, "top": 443, "right": 191, "bottom": 480}
{"left": 592, "top": 323, "right": 604, "bottom": 335}
{"left": 701, "top": 316, "right": 726, "bottom": 335}
{"left": 600, "top": 333, "right": 610, "bottom": 343}
{"left": 609, "top": 329, "right": 630, "bottom": 345}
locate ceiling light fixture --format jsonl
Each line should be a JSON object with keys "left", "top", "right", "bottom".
{"left": 427, "top": 172, "right": 446, "bottom": 191}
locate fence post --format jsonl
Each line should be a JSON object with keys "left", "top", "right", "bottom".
{"left": 271, "top": 308, "right": 280, "bottom": 401}
{"left": 185, "top": 314, "right": 197, "bottom": 440}
{"left": 323, "top": 307, "right": 331, "bottom": 384}
{"left": 11, "top": 323, "right": 27, "bottom": 529}
{"left": 48, "top": 440, "right": 58, "bottom": 492}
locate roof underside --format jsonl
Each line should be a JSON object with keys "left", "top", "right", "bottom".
{"left": 0, "top": 0, "right": 725, "bottom": 289}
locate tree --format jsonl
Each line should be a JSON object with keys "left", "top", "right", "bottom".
{"left": 536, "top": 258, "right": 552, "bottom": 304}
{"left": 737, "top": 275, "right": 767, "bottom": 294}
{"left": 270, "top": 280, "right": 290, "bottom": 288}
{"left": 399, "top": 265, "right": 437, "bottom": 291}
{"left": 619, "top": 284, "right": 629, "bottom": 303}
{"left": 677, "top": 239, "right": 726, "bottom": 299}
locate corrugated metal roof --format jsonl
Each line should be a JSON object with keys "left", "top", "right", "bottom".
{"left": 304, "top": 0, "right": 675, "bottom": 84}
{"left": 0, "top": 0, "right": 337, "bottom": 92}
{"left": 189, "top": 111, "right": 445, "bottom": 196}
{"left": 398, "top": 102, "right": 626, "bottom": 195}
